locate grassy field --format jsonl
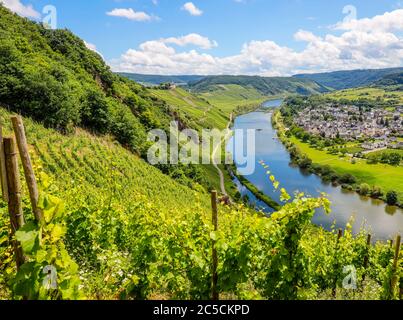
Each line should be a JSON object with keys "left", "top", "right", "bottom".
{"left": 326, "top": 87, "right": 403, "bottom": 105}
{"left": 198, "top": 84, "right": 270, "bottom": 114}
{"left": 290, "top": 136, "right": 403, "bottom": 201}
{"left": 151, "top": 87, "right": 230, "bottom": 130}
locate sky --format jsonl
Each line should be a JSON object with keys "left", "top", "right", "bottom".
{"left": 2, "top": 0, "right": 403, "bottom": 76}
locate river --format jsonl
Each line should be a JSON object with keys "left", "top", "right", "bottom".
{"left": 228, "top": 99, "right": 403, "bottom": 240}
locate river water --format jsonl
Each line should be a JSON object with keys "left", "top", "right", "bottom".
{"left": 228, "top": 99, "right": 403, "bottom": 240}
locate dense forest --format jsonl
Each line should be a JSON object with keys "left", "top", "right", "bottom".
{"left": 294, "top": 67, "right": 403, "bottom": 90}
{"left": 187, "top": 75, "right": 329, "bottom": 96}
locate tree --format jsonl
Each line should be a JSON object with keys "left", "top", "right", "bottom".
{"left": 298, "top": 157, "right": 312, "bottom": 169}
{"left": 371, "top": 186, "right": 383, "bottom": 198}
{"left": 358, "top": 183, "right": 370, "bottom": 196}
{"left": 339, "top": 173, "right": 356, "bottom": 185}
{"left": 388, "top": 152, "right": 401, "bottom": 166}
{"left": 386, "top": 191, "right": 398, "bottom": 206}
{"left": 82, "top": 90, "right": 111, "bottom": 134}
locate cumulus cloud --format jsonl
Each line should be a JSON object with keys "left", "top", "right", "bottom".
{"left": 110, "top": 9, "right": 403, "bottom": 76}
{"left": 163, "top": 34, "right": 218, "bottom": 49}
{"left": 106, "top": 8, "right": 156, "bottom": 21}
{"left": 332, "top": 9, "right": 403, "bottom": 32}
{"left": 182, "top": 2, "right": 203, "bottom": 16}
{"left": 1, "top": 0, "right": 40, "bottom": 18}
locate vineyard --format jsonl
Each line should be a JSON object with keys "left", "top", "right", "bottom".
{"left": 0, "top": 109, "right": 401, "bottom": 300}
{"left": 0, "top": 4, "right": 401, "bottom": 301}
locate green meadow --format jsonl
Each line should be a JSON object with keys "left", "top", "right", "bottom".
{"left": 150, "top": 87, "right": 230, "bottom": 130}
{"left": 290, "top": 137, "right": 403, "bottom": 201}
{"left": 198, "top": 84, "right": 270, "bottom": 113}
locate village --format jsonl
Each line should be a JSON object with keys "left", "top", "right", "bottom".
{"left": 294, "top": 104, "right": 403, "bottom": 151}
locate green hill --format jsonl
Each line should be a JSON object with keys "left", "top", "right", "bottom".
{"left": 150, "top": 87, "right": 229, "bottom": 131}
{"left": 188, "top": 75, "right": 329, "bottom": 96}
{"left": 374, "top": 72, "right": 403, "bottom": 87}
{"left": 0, "top": 5, "right": 224, "bottom": 192}
{"left": 294, "top": 67, "right": 403, "bottom": 90}
{"left": 0, "top": 5, "right": 171, "bottom": 155}
{"left": 195, "top": 84, "right": 269, "bottom": 114}
{"left": 118, "top": 73, "right": 205, "bottom": 86}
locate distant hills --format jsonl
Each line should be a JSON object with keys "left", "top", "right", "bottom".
{"left": 293, "top": 67, "right": 403, "bottom": 90}
{"left": 187, "top": 75, "right": 329, "bottom": 96}
{"left": 120, "top": 73, "right": 329, "bottom": 96}
{"left": 117, "top": 73, "right": 205, "bottom": 86}
{"left": 121, "top": 67, "right": 403, "bottom": 93}
{"left": 374, "top": 72, "right": 403, "bottom": 87}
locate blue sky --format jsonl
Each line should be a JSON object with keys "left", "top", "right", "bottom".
{"left": 3, "top": 0, "right": 403, "bottom": 75}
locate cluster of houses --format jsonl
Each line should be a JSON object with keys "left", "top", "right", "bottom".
{"left": 294, "top": 104, "right": 403, "bottom": 151}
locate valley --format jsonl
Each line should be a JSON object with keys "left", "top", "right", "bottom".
{"left": 0, "top": 4, "right": 402, "bottom": 302}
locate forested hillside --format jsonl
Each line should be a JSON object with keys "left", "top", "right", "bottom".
{"left": 294, "top": 68, "right": 403, "bottom": 90}
{"left": 0, "top": 5, "right": 219, "bottom": 191}
{"left": 188, "top": 75, "right": 329, "bottom": 96}
{"left": 118, "top": 73, "right": 205, "bottom": 86}
{"left": 0, "top": 5, "right": 171, "bottom": 155}
{"left": 374, "top": 72, "right": 403, "bottom": 87}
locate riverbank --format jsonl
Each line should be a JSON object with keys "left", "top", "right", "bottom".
{"left": 227, "top": 164, "right": 281, "bottom": 211}
{"left": 272, "top": 111, "right": 403, "bottom": 208}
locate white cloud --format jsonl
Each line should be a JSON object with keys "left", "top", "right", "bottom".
{"left": 332, "top": 9, "right": 403, "bottom": 32}
{"left": 182, "top": 2, "right": 203, "bottom": 16}
{"left": 1, "top": 0, "right": 40, "bottom": 18}
{"left": 110, "top": 9, "right": 403, "bottom": 76}
{"left": 163, "top": 34, "right": 218, "bottom": 49}
{"left": 106, "top": 8, "right": 156, "bottom": 21}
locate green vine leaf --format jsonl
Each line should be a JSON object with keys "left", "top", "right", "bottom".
{"left": 15, "top": 222, "right": 40, "bottom": 254}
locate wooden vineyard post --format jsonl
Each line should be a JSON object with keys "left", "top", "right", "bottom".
{"left": 0, "top": 126, "right": 9, "bottom": 202}
{"left": 362, "top": 234, "right": 372, "bottom": 282}
{"left": 211, "top": 190, "right": 219, "bottom": 301}
{"left": 390, "top": 235, "right": 401, "bottom": 298}
{"left": 11, "top": 116, "right": 43, "bottom": 224}
{"left": 332, "top": 229, "right": 343, "bottom": 298}
{"left": 3, "top": 137, "right": 25, "bottom": 269}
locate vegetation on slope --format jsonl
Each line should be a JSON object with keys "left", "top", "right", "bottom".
{"left": 0, "top": 6, "right": 172, "bottom": 156}
{"left": 196, "top": 84, "right": 269, "bottom": 114}
{"left": 150, "top": 87, "right": 229, "bottom": 131}
{"left": 118, "top": 73, "right": 205, "bottom": 86}
{"left": 189, "top": 75, "right": 329, "bottom": 96}
{"left": 0, "top": 5, "right": 224, "bottom": 193}
{"left": 326, "top": 87, "right": 403, "bottom": 106}
{"left": 374, "top": 72, "right": 403, "bottom": 88}
{"left": 294, "top": 67, "right": 403, "bottom": 90}
{"left": 0, "top": 109, "right": 400, "bottom": 300}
